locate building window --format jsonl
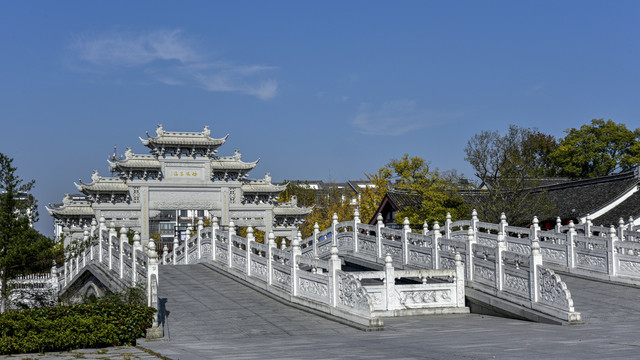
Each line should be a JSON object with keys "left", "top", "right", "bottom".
{"left": 197, "top": 210, "right": 204, "bottom": 218}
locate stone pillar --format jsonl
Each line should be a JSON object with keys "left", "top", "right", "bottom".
{"left": 618, "top": 218, "right": 626, "bottom": 241}
{"left": 172, "top": 236, "right": 178, "bottom": 265}
{"left": 567, "top": 221, "right": 576, "bottom": 269}
{"left": 466, "top": 228, "right": 475, "bottom": 281}
{"left": 384, "top": 254, "right": 396, "bottom": 311}
{"left": 82, "top": 229, "right": 89, "bottom": 268}
{"left": 99, "top": 217, "right": 106, "bottom": 263}
{"left": 376, "top": 214, "right": 384, "bottom": 259}
{"left": 332, "top": 213, "right": 339, "bottom": 247}
{"left": 90, "top": 219, "right": 97, "bottom": 261}
{"left": 50, "top": 261, "right": 59, "bottom": 300}
{"left": 313, "top": 222, "right": 319, "bottom": 258}
{"left": 267, "top": 232, "right": 275, "bottom": 286}
{"left": 555, "top": 217, "right": 562, "bottom": 233}
{"left": 247, "top": 226, "right": 254, "bottom": 276}
{"left": 228, "top": 221, "right": 235, "bottom": 268}
{"left": 353, "top": 209, "right": 360, "bottom": 253}
{"left": 133, "top": 232, "right": 141, "bottom": 285}
{"left": 608, "top": 225, "right": 618, "bottom": 276}
{"left": 197, "top": 218, "right": 203, "bottom": 260}
{"left": 211, "top": 217, "right": 219, "bottom": 261}
{"left": 108, "top": 222, "right": 116, "bottom": 271}
{"left": 530, "top": 216, "right": 540, "bottom": 242}
{"left": 291, "top": 234, "right": 301, "bottom": 296}
{"left": 445, "top": 213, "right": 452, "bottom": 239}
{"left": 496, "top": 223, "right": 506, "bottom": 291}
{"left": 530, "top": 239, "right": 543, "bottom": 303}
{"left": 402, "top": 217, "right": 411, "bottom": 265}
{"left": 146, "top": 237, "right": 163, "bottom": 338}
{"left": 119, "top": 227, "right": 128, "bottom": 279}
{"left": 328, "top": 245, "right": 341, "bottom": 307}
{"left": 471, "top": 209, "right": 479, "bottom": 236}
{"left": 185, "top": 223, "right": 193, "bottom": 265}
{"left": 422, "top": 221, "right": 429, "bottom": 236}
{"left": 432, "top": 222, "right": 441, "bottom": 270}
{"left": 162, "top": 245, "right": 168, "bottom": 265}
{"left": 455, "top": 253, "right": 465, "bottom": 307}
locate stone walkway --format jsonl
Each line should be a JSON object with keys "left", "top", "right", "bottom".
{"left": 136, "top": 264, "right": 640, "bottom": 360}
{"left": 0, "top": 346, "right": 163, "bottom": 360}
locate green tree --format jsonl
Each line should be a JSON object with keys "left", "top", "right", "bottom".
{"left": 549, "top": 119, "right": 640, "bottom": 178}
{"left": 358, "top": 167, "right": 391, "bottom": 224}
{"left": 464, "top": 125, "right": 557, "bottom": 225}
{"left": 0, "top": 153, "right": 55, "bottom": 313}
{"left": 297, "top": 183, "right": 355, "bottom": 238}
{"left": 384, "top": 154, "right": 467, "bottom": 226}
{"left": 277, "top": 180, "right": 317, "bottom": 207}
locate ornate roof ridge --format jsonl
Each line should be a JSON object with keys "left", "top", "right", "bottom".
{"left": 140, "top": 125, "right": 228, "bottom": 145}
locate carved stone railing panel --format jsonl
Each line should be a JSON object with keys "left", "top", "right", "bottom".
{"left": 335, "top": 270, "right": 373, "bottom": 317}
{"left": 271, "top": 263, "right": 291, "bottom": 291}
{"left": 297, "top": 271, "right": 330, "bottom": 303}
{"left": 537, "top": 267, "right": 574, "bottom": 312}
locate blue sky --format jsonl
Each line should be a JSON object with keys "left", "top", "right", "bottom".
{"left": 2, "top": 1, "right": 639, "bottom": 236}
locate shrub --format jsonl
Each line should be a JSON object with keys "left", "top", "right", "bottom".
{"left": 0, "top": 290, "right": 155, "bottom": 355}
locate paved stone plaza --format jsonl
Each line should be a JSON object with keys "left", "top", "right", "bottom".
{"left": 133, "top": 264, "right": 640, "bottom": 360}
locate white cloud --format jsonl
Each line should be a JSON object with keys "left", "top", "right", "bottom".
{"left": 70, "top": 28, "right": 278, "bottom": 100}
{"left": 350, "top": 100, "right": 461, "bottom": 136}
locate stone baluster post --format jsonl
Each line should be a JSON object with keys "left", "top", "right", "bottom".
{"left": 82, "top": 229, "right": 89, "bottom": 268}
{"left": 197, "top": 219, "right": 203, "bottom": 260}
{"left": 433, "top": 222, "right": 441, "bottom": 269}
{"left": 108, "top": 222, "right": 116, "bottom": 271}
{"left": 629, "top": 216, "right": 635, "bottom": 234}
{"left": 566, "top": 221, "right": 576, "bottom": 269}
{"left": 185, "top": 224, "right": 193, "bottom": 265}
{"left": 90, "top": 219, "right": 97, "bottom": 261}
{"left": 445, "top": 213, "right": 452, "bottom": 239}
{"left": 496, "top": 213, "right": 508, "bottom": 291}
{"left": 267, "top": 232, "right": 275, "bottom": 285}
{"left": 291, "top": 234, "right": 301, "bottom": 296}
{"left": 119, "top": 227, "right": 127, "bottom": 279}
{"left": 422, "top": 221, "right": 429, "bottom": 236}
{"left": 228, "top": 221, "right": 235, "bottom": 268}
{"left": 384, "top": 254, "right": 396, "bottom": 311}
{"left": 332, "top": 213, "right": 339, "bottom": 247}
{"left": 555, "top": 217, "right": 562, "bottom": 233}
{"left": 162, "top": 245, "right": 168, "bottom": 265}
{"left": 172, "top": 235, "right": 178, "bottom": 265}
{"left": 608, "top": 225, "right": 618, "bottom": 276}
{"left": 585, "top": 214, "right": 593, "bottom": 236}
{"left": 313, "top": 222, "right": 319, "bottom": 258}
{"left": 402, "top": 217, "right": 411, "bottom": 265}
{"left": 132, "top": 232, "right": 141, "bottom": 285}
{"left": 618, "top": 218, "right": 626, "bottom": 242}
{"left": 466, "top": 228, "right": 475, "bottom": 281}
{"left": 455, "top": 253, "right": 465, "bottom": 307}
{"left": 98, "top": 217, "right": 106, "bottom": 263}
{"left": 328, "top": 245, "right": 341, "bottom": 307}
{"left": 50, "top": 261, "right": 59, "bottom": 297}
{"left": 471, "top": 209, "right": 479, "bottom": 236}
{"left": 211, "top": 217, "right": 219, "bottom": 261}
{"left": 353, "top": 209, "right": 360, "bottom": 253}
{"left": 246, "top": 226, "right": 254, "bottom": 276}
{"left": 376, "top": 214, "right": 385, "bottom": 259}
{"left": 146, "top": 237, "right": 162, "bottom": 337}
{"left": 530, "top": 216, "right": 540, "bottom": 242}
{"left": 530, "top": 238, "right": 543, "bottom": 303}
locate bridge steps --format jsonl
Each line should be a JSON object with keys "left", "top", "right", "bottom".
{"left": 158, "top": 264, "right": 361, "bottom": 342}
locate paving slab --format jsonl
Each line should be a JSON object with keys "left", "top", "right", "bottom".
{"left": 138, "top": 264, "right": 640, "bottom": 359}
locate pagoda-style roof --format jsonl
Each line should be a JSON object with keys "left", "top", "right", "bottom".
{"left": 242, "top": 173, "right": 287, "bottom": 194}
{"left": 210, "top": 150, "right": 259, "bottom": 171}
{"left": 47, "top": 194, "right": 94, "bottom": 217}
{"left": 140, "top": 125, "right": 228, "bottom": 148}
{"left": 75, "top": 171, "right": 129, "bottom": 193}
{"left": 109, "top": 148, "right": 161, "bottom": 171}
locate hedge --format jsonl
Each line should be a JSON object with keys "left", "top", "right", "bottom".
{"left": 0, "top": 299, "right": 155, "bottom": 355}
